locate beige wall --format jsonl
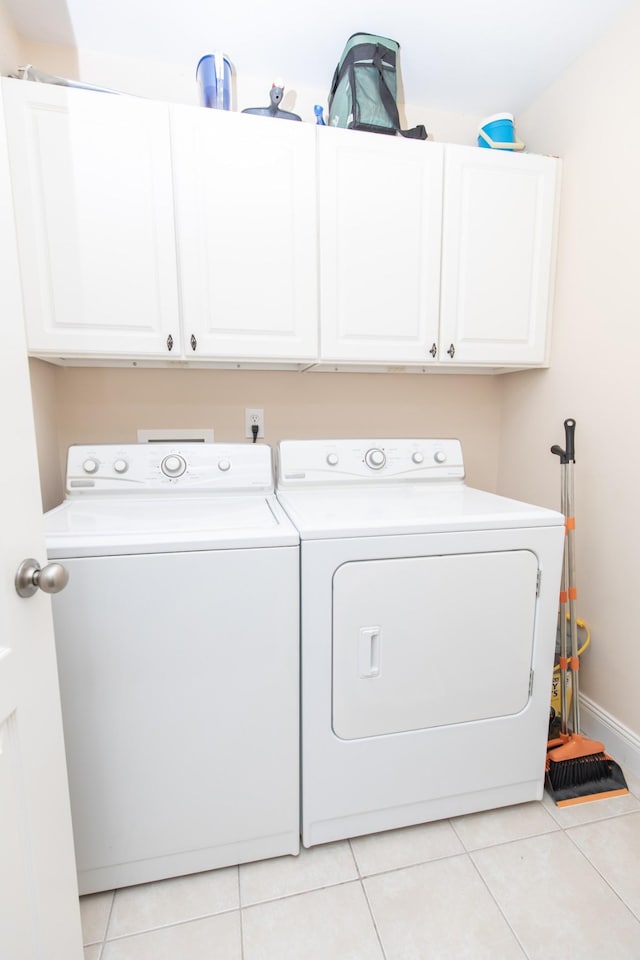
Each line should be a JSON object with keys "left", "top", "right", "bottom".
{"left": 499, "top": 2, "right": 640, "bottom": 732}
{"left": 40, "top": 365, "right": 501, "bottom": 507}
{"left": 0, "top": 0, "right": 21, "bottom": 74}
{"left": 27, "top": 359, "right": 62, "bottom": 510}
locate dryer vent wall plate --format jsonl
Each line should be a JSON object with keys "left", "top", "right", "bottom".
{"left": 137, "top": 428, "right": 215, "bottom": 443}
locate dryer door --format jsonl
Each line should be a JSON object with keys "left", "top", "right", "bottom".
{"left": 332, "top": 549, "right": 538, "bottom": 740}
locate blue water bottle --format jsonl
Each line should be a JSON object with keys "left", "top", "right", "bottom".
{"left": 196, "top": 53, "right": 232, "bottom": 110}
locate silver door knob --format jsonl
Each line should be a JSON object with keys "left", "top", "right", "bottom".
{"left": 15, "top": 559, "right": 69, "bottom": 598}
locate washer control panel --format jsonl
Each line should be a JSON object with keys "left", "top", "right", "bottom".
{"left": 66, "top": 443, "right": 274, "bottom": 495}
{"left": 278, "top": 439, "right": 465, "bottom": 487}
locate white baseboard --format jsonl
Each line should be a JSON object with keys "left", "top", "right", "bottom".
{"left": 579, "top": 693, "right": 640, "bottom": 778}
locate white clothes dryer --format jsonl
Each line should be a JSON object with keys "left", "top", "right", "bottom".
{"left": 45, "top": 442, "right": 300, "bottom": 893}
{"left": 276, "top": 438, "right": 564, "bottom": 848}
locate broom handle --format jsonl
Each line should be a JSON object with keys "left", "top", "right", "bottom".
{"left": 560, "top": 463, "right": 569, "bottom": 735}
{"left": 564, "top": 419, "right": 580, "bottom": 733}
{"left": 551, "top": 440, "right": 569, "bottom": 735}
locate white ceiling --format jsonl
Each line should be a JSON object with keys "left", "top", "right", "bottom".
{"left": 3, "top": 0, "right": 633, "bottom": 115}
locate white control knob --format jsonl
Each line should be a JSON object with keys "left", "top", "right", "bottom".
{"left": 218, "top": 459, "right": 231, "bottom": 472}
{"left": 365, "top": 448, "right": 386, "bottom": 470}
{"left": 82, "top": 458, "right": 99, "bottom": 474}
{"left": 161, "top": 454, "right": 186, "bottom": 477}
{"left": 327, "top": 453, "right": 339, "bottom": 466}
{"left": 412, "top": 452, "right": 424, "bottom": 464}
{"left": 113, "top": 459, "right": 128, "bottom": 474}
{"left": 434, "top": 450, "right": 447, "bottom": 464}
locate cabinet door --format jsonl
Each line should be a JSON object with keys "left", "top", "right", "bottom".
{"left": 440, "top": 146, "right": 559, "bottom": 366}
{"left": 171, "top": 106, "right": 318, "bottom": 361}
{"left": 2, "top": 79, "right": 180, "bottom": 358}
{"left": 318, "top": 127, "right": 443, "bottom": 363}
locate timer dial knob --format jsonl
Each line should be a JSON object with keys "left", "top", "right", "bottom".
{"left": 364, "top": 448, "right": 386, "bottom": 470}
{"left": 326, "top": 453, "right": 339, "bottom": 466}
{"left": 412, "top": 452, "right": 424, "bottom": 464}
{"left": 113, "top": 459, "right": 128, "bottom": 474}
{"left": 218, "top": 459, "right": 231, "bottom": 472}
{"left": 161, "top": 454, "right": 186, "bottom": 478}
{"left": 82, "top": 458, "right": 99, "bottom": 474}
{"left": 434, "top": 450, "right": 447, "bottom": 464}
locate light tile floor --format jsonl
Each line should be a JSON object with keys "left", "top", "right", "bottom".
{"left": 81, "top": 768, "right": 640, "bottom": 960}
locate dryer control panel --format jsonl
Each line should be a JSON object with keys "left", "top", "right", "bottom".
{"left": 65, "top": 443, "right": 274, "bottom": 495}
{"left": 277, "top": 439, "right": 465, "bottom": 487}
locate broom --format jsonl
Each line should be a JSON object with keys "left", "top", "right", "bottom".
{"left": 545, "top": 418, "right": 628, "bottom": 806}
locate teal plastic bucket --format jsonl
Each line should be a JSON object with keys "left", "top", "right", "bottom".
{"left": 478, "top": 113, "right": 516, "bottom": 149}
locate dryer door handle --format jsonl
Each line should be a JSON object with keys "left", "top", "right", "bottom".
{"left": 359, "top": 627, "right": 381, "bottom": 679}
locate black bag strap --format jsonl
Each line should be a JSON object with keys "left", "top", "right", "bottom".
{"left": 330, "top": 41, "right": 427, "bottom": 141}
{"left": 371, "top": 44, "right": 401, "bottom": 129}
{"left": 371, "top": 45, "right": 427, "bottom": 140}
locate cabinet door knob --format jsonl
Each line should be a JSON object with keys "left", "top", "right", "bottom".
{"left": 190, "top": 334, "right": 197, "bottom": 352}
{"left": 447, "top": 343, "right": 455, "bottom": 359}
{"left": 166, "top": 334, "right": 174, "bottom": 352}
{"left": 429, "top": 343, "right": 437, "bottom": 358}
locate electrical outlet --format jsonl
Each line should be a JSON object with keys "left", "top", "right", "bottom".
{"left": 244, "top": 408, "right": 265, "bottom": 439}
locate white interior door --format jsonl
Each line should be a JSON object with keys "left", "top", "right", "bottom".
{"left": 0, "top": 92, "right": 83, "bottom": 960}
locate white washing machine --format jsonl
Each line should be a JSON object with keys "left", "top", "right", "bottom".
{"left": 45, "top": 442, "right": 300, "bottom": 894}
{"left": 276, "top": 438, "right": 565, "bottom": 847}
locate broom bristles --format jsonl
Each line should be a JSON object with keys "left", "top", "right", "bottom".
{"left": 547, "top": 752, "right": 611, "bottom": 790}
{"left": 545, "top": 733, "right": 629, "bottom": 805}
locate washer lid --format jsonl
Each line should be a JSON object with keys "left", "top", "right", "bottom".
{"left": 276, "top": 484, "right": 563, "bottom": 540}
{"left": 45, "top": 494, "right": 299, "bottom": 557}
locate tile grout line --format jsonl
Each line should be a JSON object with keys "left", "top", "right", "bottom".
{"left": 562, "top": 817, "right": 640, "bottom": 928}
{"left": 97, "top": 889, "right": 115, "bottom": 960}
{"left": 101, "top": 906, "right": 242, "bottom": 943}
{"left": 349, "top": 838, "right": 389, "bottom": 960}
{"left": 237, "top": 865, "right": 245, "bottom": 960}
{"left": 465, "top": 850, "right": 532, "bottom": 959}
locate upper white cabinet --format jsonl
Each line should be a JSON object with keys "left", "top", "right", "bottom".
{"left": 317, "top": 126, "right": 443, "bottom": 364}
{"left": 2, "top": 78, "right": 180, "bottom": 359}
{"left": 439, "top": 145, "right": 559, "bottom": 366}
{"left": 170, "top": 106, "right": 318, "bottom": 362}
{"left": 2, "top": 79, "right": 560, "bottom": 371}
{"left": 316, "top": 128, "right": 559, "bottom": 370}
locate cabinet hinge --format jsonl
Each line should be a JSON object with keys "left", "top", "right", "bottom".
{"left": 536, "top": 569, "right": 541, "bottom": 596}
{"left": 529, "top": 669, "right": 534, "bottom": 698}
